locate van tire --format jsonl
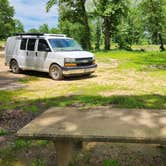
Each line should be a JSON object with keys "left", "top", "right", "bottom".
{"left": 10, "top": 60, "right": 20, "bottom": 74}
{"left": 49, "top": 64, "right": 63, "bottom": 80}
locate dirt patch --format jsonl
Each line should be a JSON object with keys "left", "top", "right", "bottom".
{"left": 0, "top": 72, "right": 26, "bottom": 90}
{"left": 0, "top": 54, "right": 7, "bottom": 72}
{"left": 0, "top": 109, "right": 37, "bottom": 133}
{"left": 0, "top": 56, "right": 26, "bottom": 90}
{"left": 74, "top": 142, "right": 166, "bottom": 166}
{"left": 1, "top": 107, "right": 165, "bottom": 165}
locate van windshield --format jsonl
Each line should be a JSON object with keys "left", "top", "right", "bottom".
{"left": 48, "top": 38, "right": 83, "bottom": 51}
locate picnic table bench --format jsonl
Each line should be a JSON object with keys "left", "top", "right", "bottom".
{"left": 17, "top": 107, "right": 166, "bottom": 166}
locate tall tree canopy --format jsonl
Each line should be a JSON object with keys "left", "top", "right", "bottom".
{"left": 13, "top": 19, "right": 24, "bottom": 33}
{"left": 93, "top": 0, "right": 129, "bottom": 50}
{"left": 113, "top": 3, "right": 144, "bottom": 49}
{"left": 0, "top": 0, "right": 15, "bottom": 39}
{"left": 140, "top": 0, "right": 166, "bottom": 50}
{"left": 46, "top": 0, "right": 91, "bottom": 50}
{"left": 39, "top": 24, "right": 50, "bottom": 33}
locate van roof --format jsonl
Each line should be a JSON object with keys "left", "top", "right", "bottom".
{"left": 15, "top": 33, "right": 67, "bottom": 38}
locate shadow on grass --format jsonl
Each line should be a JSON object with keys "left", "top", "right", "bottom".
{"left": 0, "top": 92, "right": 165, "bottom": 113}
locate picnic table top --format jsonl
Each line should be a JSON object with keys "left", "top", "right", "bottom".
{"left": 17, "top": 107, "right": 166, "bottom": 144}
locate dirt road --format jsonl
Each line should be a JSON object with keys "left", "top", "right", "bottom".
{"left": 0, "top": 52, "right": 25, "bottom": 90}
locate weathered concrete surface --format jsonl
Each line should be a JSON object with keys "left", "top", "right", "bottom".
{"left": 17, "top": 107, "right": 166, "bottom": 144}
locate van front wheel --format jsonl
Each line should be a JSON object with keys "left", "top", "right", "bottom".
{"left": 49, "top": 64, "right": 63, "bottom": 80}
{"left": 10, "top": 60, "right": 20, "bottom": 74}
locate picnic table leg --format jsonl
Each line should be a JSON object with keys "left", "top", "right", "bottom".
{"left": 54, "top": 140, "right": 82, "bottom": 166}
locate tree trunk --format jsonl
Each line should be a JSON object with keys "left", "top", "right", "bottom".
{"left": 152, "top": 32, "right": 158, "bottom": 44}
{"left": 80, "top": 0, "right": 91, "bottom": 50}
{"left": 103, "top": 18, "right": 111, "bottom": 50}
{"left": 158, "top": 32, "right": 165, "bottom": 51}
{"left": 104, "top": 32, "right": 110, "bottom": 50}
{"left": 95, "top": 18, "right": 101, "bottom": 50}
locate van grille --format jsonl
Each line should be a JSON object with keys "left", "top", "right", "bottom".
{"left": 75, "top": 58, "right": 93, "bottom": 62}
{"left": 75, "top": 58, "right": 93, "bottom": 66}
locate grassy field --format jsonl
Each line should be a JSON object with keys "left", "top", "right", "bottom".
{"left": 0, "top": 50, "right": 166, "bottom": 112}
{"left": 0, "top": 50, "right": 166, "bottom": 165}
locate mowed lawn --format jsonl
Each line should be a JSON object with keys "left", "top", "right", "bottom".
{"left": 0, "top": 50, "right": 166, "bottom": 165}
{"left": 0, "top": 50, "right": 166, "bottom": 113}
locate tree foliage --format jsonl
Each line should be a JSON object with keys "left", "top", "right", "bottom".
{"left": 0, "top": 0, "right": 15, "bottom": 39}
{"left": 39, "top": 24, "right": 50, "bottom": 33}
{"left": 113, "top": 5, "right": 145, "bottom": 49}
{"left": 140, "top": 0, "right": 166, "bottom": 50}
{"left": 13, "top": 19, "right": 24, "bottom": 33}
{"left": 93, "top": 0, "right": 129, "bottom": 50}
{"left": 28, "top": 24, "right": 60, "bottom": 34}
{"left": 46, "top": 0, "right": 91, "bottom": 50}
{"left": 1, "top": 0, "right": 166, "bottom": 51}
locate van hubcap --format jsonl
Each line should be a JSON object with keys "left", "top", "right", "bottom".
{"left": 12, "top": 61, "right": 18, "bottom": 72}
{"left": 51, "top": 67, "right": 59, "bottom": 78}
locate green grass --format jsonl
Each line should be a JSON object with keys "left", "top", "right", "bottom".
{"left": 96, "top": 50, "right": 166, "bottom": 71}
{"left": 18, "top": 76, "right": 39, "bottom": 83}
{"left": 0, "top": 50, "right": 166, "bottom": 114}
{"left": 0, "top": 128, "right": 8, "bottom": 136}
{"left": 104, "top": 159, "right": 118, "bottom": 166}
{"left": 0, "top": 87, "right": 165, "bottom": 112}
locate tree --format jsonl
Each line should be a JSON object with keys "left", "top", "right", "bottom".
{"left": 140, "top": 0, "right": 166, "bottom": 51}
{"left": 46, "top": 0, "right": 91, "bottom": 50}
{"left": 13, "top": 19, "right": 24, "bottom": 33}
{"left": 50, "top": 27, "right": 61, "bottom": 34}
{"left": 39, "top": 24, "right": 50, "bottom": 33}
{"left": 28, "top": 28, "right": 39, "bottom": 33}
{"left": 93, "top": 0, "right": 129, "bottom": 50}
{"left": 114, "top": 5, "right": 145, "bottom": 49}
{"left": 94, "top": 17, "right": 102, "bottom": 50}
{"left": 0, "top": 0, "right": 15, "bottom": 39}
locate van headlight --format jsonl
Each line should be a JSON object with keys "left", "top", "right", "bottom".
{"left": 64, "top": 58, "right": 75, "bottom": 63}
{"left": 64, "top": 58, "right": 77, "bottom": 67}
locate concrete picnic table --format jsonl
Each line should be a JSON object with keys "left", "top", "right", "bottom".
{"left": 17, "top": 107, "right": 166, "bottom": 166}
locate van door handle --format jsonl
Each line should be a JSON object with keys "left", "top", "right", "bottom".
{"left": 36, "top": 52, "right": 38, "bottom": 56}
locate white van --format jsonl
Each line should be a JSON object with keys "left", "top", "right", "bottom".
{"left": 5, "top": 33, "right": 97, "bottom": 80}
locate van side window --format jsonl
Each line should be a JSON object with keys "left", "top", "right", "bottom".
{"left": 20, "top": 38, "right": 27, "bottom": 50}
{"left": 38, "top": 39, "right": 50, "bottom": 52}
{"left": 27, "top": 39, "right": 36, "bottom": 51}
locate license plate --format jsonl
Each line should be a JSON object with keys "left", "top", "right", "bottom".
{"left": 84, "top": 68, "right": 91, "bottom": 73}
{"left": 82, "top": 60, "right": 89, "bottom": 63}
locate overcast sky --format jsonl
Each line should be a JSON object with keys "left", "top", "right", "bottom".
{"left": 9, "top": 0, "right": 59, "bottom": 31}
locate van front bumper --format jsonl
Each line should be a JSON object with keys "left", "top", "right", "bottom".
{"left": 62, "top": 64, "right": 97, "bottom": 76}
